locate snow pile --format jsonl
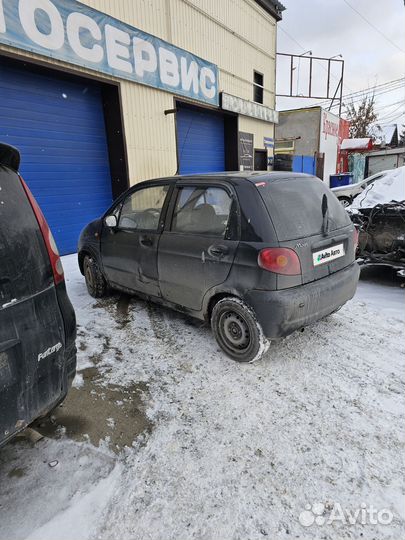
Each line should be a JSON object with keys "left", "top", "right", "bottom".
{"left": 351, "top": 166, "right": 405, "bottom": 208}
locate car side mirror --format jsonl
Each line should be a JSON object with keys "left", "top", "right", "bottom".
{"left": 105, "top": 215, "right": 118, "bottom": 228}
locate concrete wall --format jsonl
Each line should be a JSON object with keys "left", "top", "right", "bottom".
{"left": 275, "top": 108, "right": 321, "bottom": 155}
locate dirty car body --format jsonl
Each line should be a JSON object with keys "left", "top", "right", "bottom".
{"left": 0, "top": 143, "right": 76, "bottom": 447}
{"left": 79, "top": 172, "right": 359, "bottom": 362}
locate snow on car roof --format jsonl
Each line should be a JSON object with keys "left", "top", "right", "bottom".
{"left": 350, "top": 166, "right": 405, "bottom": 209}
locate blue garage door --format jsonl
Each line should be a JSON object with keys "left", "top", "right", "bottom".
{"left": 176, "top": 106, "right": 225, "bottom": 174}
{"left": 0, "top": 59, "right": 112, "bottom": 255}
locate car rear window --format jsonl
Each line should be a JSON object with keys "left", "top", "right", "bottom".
{"left": 257, "top": 176, "right": 351, "bottom": 241}
{"left": 0, "top": 166, "right": 52, "bottom": 307}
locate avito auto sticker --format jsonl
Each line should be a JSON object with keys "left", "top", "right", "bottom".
{"left": 313, "top": 243, "right": 345, "bottom": 266}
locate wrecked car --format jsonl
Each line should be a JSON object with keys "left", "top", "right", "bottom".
{"left": 79, "top": 172, "right": 359, "bottom": 363}
{"left": 348, "top": 167, "right": 405, "bottom": 275}
{"left": 0, "top": 143, "right": 76, "bottom": 447}
{"left": 331, "top": 170, "right": 387, "bottom": 208}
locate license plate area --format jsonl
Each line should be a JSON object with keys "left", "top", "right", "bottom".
{"left": 313, "top": 243, "right": 345, "bottom": 266}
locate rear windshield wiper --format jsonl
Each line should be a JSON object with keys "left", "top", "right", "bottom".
{"left": 322, "top": 194, "right": 329, "bottom": 236}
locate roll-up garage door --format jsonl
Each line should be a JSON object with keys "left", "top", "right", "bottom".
{"left": 0, "top": 58, "right": 113, "bottom": 255}
{"left": 176, "top": 105, "right": 225, "bottom": 174}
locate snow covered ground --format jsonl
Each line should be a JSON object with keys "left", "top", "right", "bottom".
{"left": 1, "top": 255, "right": 404, "bottom": 540}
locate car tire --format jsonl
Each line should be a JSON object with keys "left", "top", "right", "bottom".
{"left": 83, "top": 255, "right": 107, "bottom": 298}
{"left": 338, "top": 196, "right": 351, "bottom": 208}
{"left": 211, "top": 297, "right": 270, "bottom": 362}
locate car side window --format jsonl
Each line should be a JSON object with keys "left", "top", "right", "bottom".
{"left": 118, "top": 185, "right": 169, "bottom": 231}
{"left": 172, "top": 186, "right": 232, "bottom": 236}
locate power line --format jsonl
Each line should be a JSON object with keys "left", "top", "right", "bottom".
{"left": 375, "top": 99, "right": 405, "bottom": 112}
{"left": 307, "top": 79, "right": 405, "bottom": 109}
{"left": 342, "top": 0, "right": 405, "bottom": 53}
{"left": 327, "top": 82, "right": 405, "bottom": 109}
{"left": 377, "top": 103, "right": 405, "bottom": 119}
{"left": 313, "top": 77, "right": 405, "bottom": 108}
{"left": 377, "top": 110, "right": 405, "bottom": 123}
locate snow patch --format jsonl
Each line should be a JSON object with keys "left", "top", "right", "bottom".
{"left": 1, "top": 254, "right": 403, "bottom": 540}
{"left": 25, "top": 464, "right": 121, "bottom": 540}
{"left": 72, "top": 372, "right": 84, "bottom": 388}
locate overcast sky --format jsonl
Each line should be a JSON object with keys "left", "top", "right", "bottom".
{"left": 276, "top": 0, "right": 405, "bottom": 131}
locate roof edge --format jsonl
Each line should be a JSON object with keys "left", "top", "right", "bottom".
{"left": 254, "top": 0, "right": 286, "bottom": 21}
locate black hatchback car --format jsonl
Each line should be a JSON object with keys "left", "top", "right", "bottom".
{"left": 0, "top": 143, "right": 76, "bottom": 446}
{"left": 79, "top": 172, "right": 359, "bottom": 362}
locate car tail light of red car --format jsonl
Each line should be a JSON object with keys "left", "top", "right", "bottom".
{"left": 20, "top": 177, "right": 64, "bottom": 285}
{"left": 258, "top": 247, "right": 301, "bottom": 276}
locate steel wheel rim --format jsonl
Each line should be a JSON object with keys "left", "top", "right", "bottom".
{"left": 219, "top": 310, "right": 251, "bottom": 352}
{"left": 84, "top": 261, "right": 94, "bottom": 290}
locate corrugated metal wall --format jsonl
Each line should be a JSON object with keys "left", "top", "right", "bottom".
{"left": 239, "top": 116, "right": 275, "bottom": 153}
{"left": 0, "top": 0, "right": 277, "bottom": 184}
{"left": 120, "top": 83, "right": 177, "bottom": 182}
{"left": 171, "top": 0, "right": 276, "bottom": 107}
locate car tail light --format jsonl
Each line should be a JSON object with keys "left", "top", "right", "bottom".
{"left": 20, "top": 177, "right": 64, "bottom": 285}
{"left": 353, "top": 227, "right": 359, "bottom": 252}
{"left": 258, "top": 247, "right": 301, "bottom": 276}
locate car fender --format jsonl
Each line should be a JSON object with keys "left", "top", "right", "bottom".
{"left": 201, "top": 284, "right": 245, "bottom": 320}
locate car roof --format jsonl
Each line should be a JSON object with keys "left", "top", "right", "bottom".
{"left": 143, "top": 171, "right": 314, "bottom": 186}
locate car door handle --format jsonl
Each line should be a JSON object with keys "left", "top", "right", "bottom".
{"left": 140, "top": 235, "right": 153, "bottom": 247}
{"left": 208, "top": 244, "right": 229, "bottom": 258}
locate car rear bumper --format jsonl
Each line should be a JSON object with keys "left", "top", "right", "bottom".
{"left": 0, "top": 283, "right": 76, "bottom": 448}
{"left": 244, "top": 262, "right": 360, "bottom": 339}
{"left": 0, "top": 350, "right": 77, "bottom": 448}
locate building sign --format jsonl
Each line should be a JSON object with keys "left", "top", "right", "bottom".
{"left": 319, "top": 109, "right": 341, "bottom": 184}
{"left": 0, "top": 0, "right": 219, "bottom": 106}
{"left": 222, "top": 93, "right": 278, "bottom": 123}
{"left": 321, "top": 110, "right": 339, "bottom": 140}
{"left": 263, "top": 136, "right": 274, "bottom": 148}
{"left": 239, "top": 132, "right": 254, "bottom": 171}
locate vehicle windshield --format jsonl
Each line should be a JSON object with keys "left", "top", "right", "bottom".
{"left": 257, "top": 176, "right": 351, "bottom": 241}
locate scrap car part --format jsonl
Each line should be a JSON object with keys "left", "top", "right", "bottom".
{"left": 350, "top": 202, "right": 405, "bottom": 269}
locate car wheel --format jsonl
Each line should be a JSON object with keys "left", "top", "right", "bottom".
{"left": 211, "top": 297, "right": 269, "bottom": 362}
{"left": 83, "top": 255, "right": 107, "bottom": 298}
{"left": 338, "top": 197, "right": 351, "bottom": 208}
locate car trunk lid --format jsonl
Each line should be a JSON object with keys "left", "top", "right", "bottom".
{"left": 256, "top": 175, "right": 356, "bottom": 288}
